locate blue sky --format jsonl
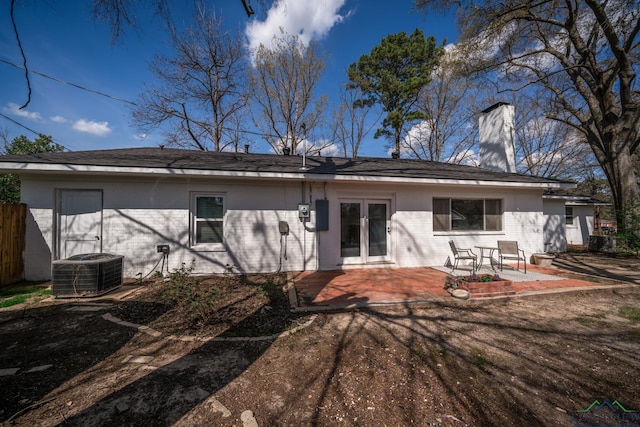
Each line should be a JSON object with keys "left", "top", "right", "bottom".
{"left": 0, "top": 0, "right": 458, "bottom": 157}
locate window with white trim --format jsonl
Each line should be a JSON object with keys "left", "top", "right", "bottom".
{"left": 565, "top": 206, "right": 574, "bottom": 225}
{"left": 191, "top": 193, "right": 225, "bottom": 248}
{"left": 433, "top": 198, "right": 503, "bottom": 231}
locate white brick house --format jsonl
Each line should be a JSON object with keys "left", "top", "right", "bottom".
{"left": 0, "top": 147, "right": 571, "bottom": 280}
{"left": 0, "top": 103, "right": 574, "bottom": 280}
{"left": 543, "top": 191, "right": 610, "bottom": 251}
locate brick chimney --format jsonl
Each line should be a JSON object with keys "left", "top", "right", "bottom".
{"left": 479, "top": 102, "right": 516, "bottom": 173}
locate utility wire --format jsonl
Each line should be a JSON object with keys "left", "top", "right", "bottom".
{"left": 0, "top": 58, "right": 138, "bottom": 106}
{"left": 0, "top": 112, "right": 71, "bottom": 151}
{"left": 3, "top": 1, "right": 284, "bottom": 147}
{"left": 0, "top": 59, "right": 282, "bottom": 142}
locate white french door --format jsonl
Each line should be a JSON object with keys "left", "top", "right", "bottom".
{"left": 340, "top": 199, "right": 391, "bottom": 263}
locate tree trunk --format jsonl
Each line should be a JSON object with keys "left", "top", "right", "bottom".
{"left": 600, "top": 141, "right": 639, "bottom": 234}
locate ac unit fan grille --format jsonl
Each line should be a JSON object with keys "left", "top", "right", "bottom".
{"left": 52, "top": 253, "right": 124, "bottom": 298}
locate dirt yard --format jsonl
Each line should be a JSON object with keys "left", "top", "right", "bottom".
{"left": 1, "top": 254, "right": 640, "bottom": 426}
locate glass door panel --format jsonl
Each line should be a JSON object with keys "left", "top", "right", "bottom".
{"left": 368, "top": 203, "right": 387, "bottom": 257}
{"left": 340, "top": 202, "right": 361, "bottom": 258}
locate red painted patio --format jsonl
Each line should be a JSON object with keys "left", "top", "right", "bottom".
{"left": 291, "top": 265, "right": 607, "bottom": 308}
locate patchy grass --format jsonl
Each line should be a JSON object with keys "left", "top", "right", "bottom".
{"left": 0, "top": 283, "right": 51, "bottom": 308}
{"left": 471, "top": 347, "right": 488, "bottom": 367}
{"left": 414, "top": 344, "right": 447, "bottom": 363}
{"left": 574, "top": 315, "right": 608, "bottom": 328}
{"left": 619, "top": 306, "right": 640, "bottom": 321}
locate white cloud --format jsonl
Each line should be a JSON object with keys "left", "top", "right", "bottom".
{"left": 446, "top": 149, "right": 478, "bottom": 166}
{"left": 296, "top": 138, "right": 339, "bottom": 157}
{"left": 72, "top": 119, "right": 112, "bottom": 136}
{"left": 404, "top": 121, "right": 433, "bottom": 146}
{"left": 133, "top": 133, "right": 148, "bottom": 141}
{"left": 4, "top": 102, "right": 42, "bottom": 121}
{"left": 245, "top": 0, "right": 348, "bottom": 53}
{"left": 50, "top": 115, "right": 69, "bottom": 123}
{"left": 314, "top": 142, "right": 340, "bottom": 157}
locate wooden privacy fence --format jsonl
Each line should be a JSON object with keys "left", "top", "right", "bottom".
{"left": 0, "top": 203, "right": 26, "bottom": 286}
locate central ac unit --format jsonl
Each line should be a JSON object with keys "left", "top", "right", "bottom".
{"left": 52, "top": 253, "right": 124, "bottom": 298}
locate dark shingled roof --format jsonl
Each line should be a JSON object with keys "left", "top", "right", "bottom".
{"left": 544, "top": 189, "right": 609, "bottom": 204}
{"left": 0, "top": 147, "right": 569, "bottom": 185}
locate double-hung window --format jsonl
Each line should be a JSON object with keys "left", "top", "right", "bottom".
{"left": 433, "top": 198, "right": 503, "bottom": 232}
{"left": 565, "top": 206, "right": 574, "bottom": 225}
{"left": 191, "top": 193, "right": 225, "bottom": 249}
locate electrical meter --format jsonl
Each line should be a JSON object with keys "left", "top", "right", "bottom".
{"left": 298, "top": 203, "right": 310, "bottom": 219}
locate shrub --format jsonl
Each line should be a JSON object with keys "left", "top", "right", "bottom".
{"left": 461, "top": 273, "right": 502, "bottom": 283}
{"left": 161, "top": 262, "right": 219, "bottom": 324}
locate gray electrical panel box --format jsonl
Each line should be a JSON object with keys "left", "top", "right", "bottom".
{"left": 315, "top": 199, "right": 329, "bottom": 231}
{"left": 279, "top": 221, "right": 289, "bottom": 235}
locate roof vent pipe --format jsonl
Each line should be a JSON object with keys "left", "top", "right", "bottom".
{"left": 283, "top": 146, "right": 291, "bottom": 156}
{"left": 479, "top": 102, "right": 516, "bottom": 173}
{"left": 244, "top": 144, "right": 250, "bottom": 154}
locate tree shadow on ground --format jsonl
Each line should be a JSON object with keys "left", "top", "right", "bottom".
{"left": 0, "top": 301, "right": 145, "bottom": 422}
{"left": 58, "top": 337, "right": 271, "bottom": 426}
{"left": 227, "top": 291, "right": 640, "bottom": 426}
{"left": 554, "top": 253, "right": 640, "bottom": 284}
{"left": 1, "top": 275, "right": 300, "bottom": 426}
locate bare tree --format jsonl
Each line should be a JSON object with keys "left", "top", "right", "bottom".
{"left": 408, "top": 46, "right": 599, "bottom": 178}
{"left": 511, "top": 90, "right": 597, "bottom": 180}
{"left": 402, "top": 47, "right": 483, "bottom": 163}
{"left": 415, "top": 0, "right": 640, "bottom": 233}
{"left": 225, "top": 112, "right": 254, "bottom": 153}
{"left": 249, "top": 29, "right": 326, "bottom": 154}
{"left": 327, "top": 85, "right": 381, "bottom": 158}
{"left": 132, "top": 5, "right": 249, "bottom": 151}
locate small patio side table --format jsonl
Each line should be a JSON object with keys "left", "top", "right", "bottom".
{"left": 474, "top": 246, "right": 499, "bottom": 271}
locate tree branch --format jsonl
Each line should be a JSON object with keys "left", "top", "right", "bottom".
{"left": 10, "top": 0, "right": 31, "bottom": 109}
{"left": 180, "top": 103, "right": 206, "bottom": 151}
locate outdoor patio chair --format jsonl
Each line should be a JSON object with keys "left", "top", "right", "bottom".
{"left": 497, "top": 240, "right": 526, "bottom": 273}
{"left": 448, "top": 240, "right": 477, "bottom": 273}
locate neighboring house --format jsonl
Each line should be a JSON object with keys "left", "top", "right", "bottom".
{"left": 0, "top": 103, "right": 574, "bottom": 280}
{"left": 543, "top": 191, "right": 611, "bottom": 251}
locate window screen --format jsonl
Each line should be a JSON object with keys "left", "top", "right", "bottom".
{"left": 485, "top": 199, "right": 503, "bottom": 231}
{"left": 433, "top": 198, "right": 450, "bottom": 231}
